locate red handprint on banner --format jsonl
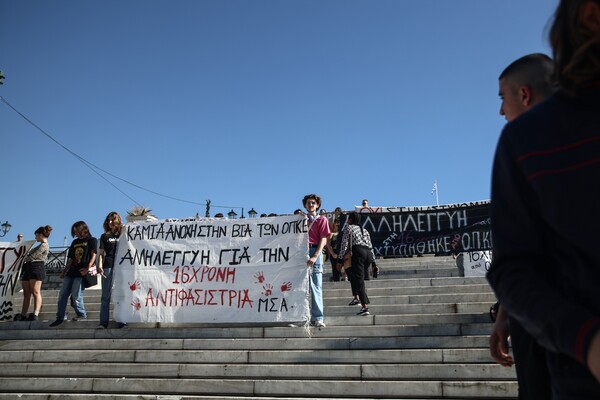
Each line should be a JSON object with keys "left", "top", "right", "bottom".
{"left": 131, "top": 298, "right": 141, "bottom": 311}
{"left": 280, "top": 282, "right": 292, "bottom": 292}
{"left": 254, "top": 271, "right": 265, "bottom": 283}
{"left": 262, "top": 283, "right": 273, "bottom": 296}
{"left": 129, "top": 280, "right": 141, "bottom": 291}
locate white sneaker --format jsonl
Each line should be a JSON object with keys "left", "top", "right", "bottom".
{"left": 313, "top": 320, "right": 326, "bottom": 328}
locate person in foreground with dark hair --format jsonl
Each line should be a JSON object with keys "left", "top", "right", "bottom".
{"left": 487, "top": 0, "right": 600, "bottom": 397}
{"left": 50, "top": 221, "right": 97, "bottom": 327}
{"left": 338, "top": 212, "right": 374, "bottom": 316}
{"left": 14, "top": 225, "right": 52, "bottom": 321}
{"left": 490, "top": 52, "right": 555, "bottom": 400}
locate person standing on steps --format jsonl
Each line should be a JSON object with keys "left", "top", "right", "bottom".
{"left": 50, "top": 221, "right": 97, "bottom": 327}
{"left": 338, "top": 212, "right": 374, "bottom": 316}
{"left": 96, "top": 212, "right": 127, "bottom": 329}
{"left": 489, "top": 52, "right": 555, "bottom": 400}
{"left": 325, "top": 218, "right": 342, "bottom": 282}
{"left": 303, "top": 194, "right": 330, "bottom": 328}
{"left": 14, "top": 225, "right": 52, "bottom": 321}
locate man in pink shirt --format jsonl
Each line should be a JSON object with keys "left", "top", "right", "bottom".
{"left": 303, "top": 194, "right": 331, "bottom": 328}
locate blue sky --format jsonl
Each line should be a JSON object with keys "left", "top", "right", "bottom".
{"left": 1, "top": 0, "right": 557, "bottom": 247}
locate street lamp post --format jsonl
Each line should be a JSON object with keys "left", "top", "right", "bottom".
{"left": 0, "top": 221, "right": 11, "bottom": 237}
{"left": 248, "top": 208, "right": 257, "bottom": 218}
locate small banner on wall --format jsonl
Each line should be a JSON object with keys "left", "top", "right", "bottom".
{"left": 353, "top": 201, "right": 491, "bottom": 257}
{"left": 462, "top": 250, "right": 492, "bottom": 277}
{"left": 0, "top": 240, "right": 34, "bottom": 321}
{"left": 113, "top": 215, "right": 310, "bottom": 324}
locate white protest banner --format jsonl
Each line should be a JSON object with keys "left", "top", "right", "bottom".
{"left": 462, "top": 250, "right": 492, "bottom": 277}
{"left": 0, "top": 240, "right": 34, "bottom": 321}
{"left": 113, "top": 215, "right": 310, "bottom": 324}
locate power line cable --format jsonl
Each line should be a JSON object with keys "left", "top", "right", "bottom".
{"left": 1, "top": 95, "right": 208, "bottom": 206}
{"left": 1, "top": 96, "right": 144, "bottom": 205}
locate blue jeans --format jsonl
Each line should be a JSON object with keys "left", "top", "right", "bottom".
{"left": 100, "top": 267, "right": 113, "bottom": 325}
{"left": 309, "top": 246, "right": 324, "bottom": 322}
{"left": 56, "top": 276, "right": 86, "bottom": 320}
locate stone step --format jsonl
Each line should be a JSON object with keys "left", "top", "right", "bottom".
{"left": 368, "top": 268, "right": 461, "bottom": 280}
{"left": 327, "top": 301, "right": 494, "bottom": 316}
{"left": 1, "top": 311, "right": 493, "bottom": 331}
{"left": 2, "top": 310, "right": 494, "bottom": 331}
{"left": 0, "top": 347, "right": 499, "bottom": 364}
{"left": 0, "top": 396, "right": 486, "bottom": 400}
{"left": 325, "top": 293, "right": 497, "bottom": 307}
{"left": 328, "top": 276, "right": 489, "bottom": 288}
{"left": 0, "top": 377, "right": 518, "bottom": 398}
{"left": 326, "top": 283, "right": 493, "bottom": 296}
{"left": 0, "top": 320, "right": 493, "bottom": 338}
{"left": 0, "top": 336, "right": 492, "bottom": 350}
{"left": 12, "top": 296, "right": 496, "bottom": 320}
{"left": 1, "top": 339, "right": 492, "bottom": 362}
{"left": 0, "top": 361, "right": 515, "bottom": 380}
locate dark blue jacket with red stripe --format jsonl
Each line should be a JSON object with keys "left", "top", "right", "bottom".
{"left": 487, "top": 88, "right": 600, "bottom": 366}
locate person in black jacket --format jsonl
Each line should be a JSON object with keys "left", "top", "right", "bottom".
{"left": 490, "top": 53, "right": 554, "bottom": 400}
{"left": 487, "top": 0, "right": 600, "bottom": 398}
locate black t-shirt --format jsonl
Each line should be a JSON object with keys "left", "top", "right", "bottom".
{"left": 100, "top": 232, "right": 119, "bottom": 269}
{"left": 67, "top": 237, "right": 98, "bottom": 277}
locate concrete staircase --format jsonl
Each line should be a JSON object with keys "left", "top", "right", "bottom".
{"left": 0, "top": 256, "right": 517, "bottom": 399}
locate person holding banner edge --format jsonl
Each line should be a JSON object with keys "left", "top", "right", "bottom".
{"left": 488, "top": 0, "right": 600, "bottom": 397}
{"left": 97, "top": 212, "right": 126, "bottom": 329}
{"left": 303, "top": 194, "right": 331, "bottom": 328}
{"left": 489, "top": 52, "right": 555, "bottom": 400}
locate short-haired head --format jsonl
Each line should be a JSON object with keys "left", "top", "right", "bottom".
{"left": 498, "top": 53, "right": 555, "bottom": 121}
{"left": 499, "top": 53, "right": 555, "bottom": 98}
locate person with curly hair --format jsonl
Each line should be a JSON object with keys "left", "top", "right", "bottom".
{"left": 302, "top": 194, "right": 331, "bottom": 328}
